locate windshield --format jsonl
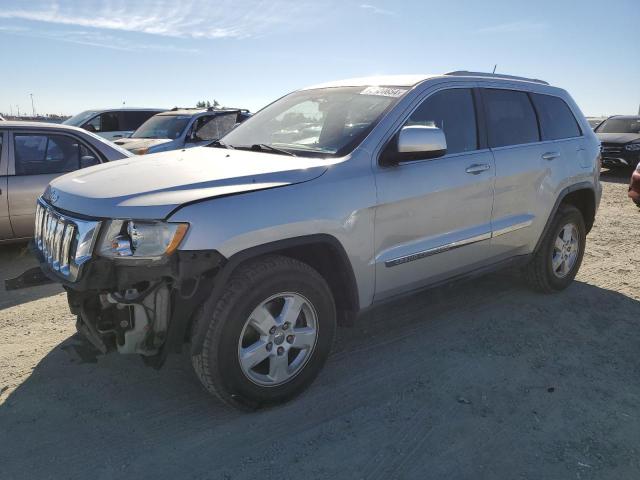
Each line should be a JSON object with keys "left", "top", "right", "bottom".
{"left": 221, "top": 86, "right": 408, "bottom": 157}
{"left": 596, "top": 117, "right": 640, "bottom": 134}
{"left": 131, "top": 115, "right": 191, "bottom": 139}
{"left": 63, "top": 110, "right": 98, "bottom": 127}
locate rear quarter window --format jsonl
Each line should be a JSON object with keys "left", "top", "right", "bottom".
{"left": 531, "top": 93, "right": 581, "bottom": 140}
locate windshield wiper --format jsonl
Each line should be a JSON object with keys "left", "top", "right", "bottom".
{"left": 236, "top": 144, "right": 296, "bottom": 156}
{"left": 208, "top": 140, "right": 235, "bottom": 149}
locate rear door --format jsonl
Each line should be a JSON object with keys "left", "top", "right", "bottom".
{"left": 0, "top": 131, "right": 12, "bottom": 239}
{"left": 480, "top": 87, "right": 551, "bottom": 256}
{"left": 7, "top": 131, "right": 95, "bottom": 237}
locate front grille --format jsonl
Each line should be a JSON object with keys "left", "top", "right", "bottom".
{"left": 601, "top": 143, "right": 624, "bottom": 155}
{"left": 34, "top": 199, "right": 101, "bottom": 281}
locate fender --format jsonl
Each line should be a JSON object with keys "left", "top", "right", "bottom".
{"left": 189, "top": 234, "right": 360, "bottom": 355}
{"left": 534, "top": 181, "right": 596, "bottom": 253}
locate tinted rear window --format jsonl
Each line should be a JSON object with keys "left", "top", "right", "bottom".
{"left": 484, "top": 89, "right": 539, "bottom": 148}
{"left": 531, "top": 93, "right": 581, "bottom": 140}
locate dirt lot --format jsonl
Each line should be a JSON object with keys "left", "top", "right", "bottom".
{"left": 0, "top": 170, "right": 639, "bottom": 480}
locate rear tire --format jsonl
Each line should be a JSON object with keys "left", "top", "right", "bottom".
{"left": 525, "top": 204, "right": 586, "bottom": 293}
{"left": 191, "top": 255, "right": 336, "bottom": 410}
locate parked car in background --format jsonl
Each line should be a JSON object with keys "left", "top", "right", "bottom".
{"left": 629, "top": 164, "right": 640, "bottom": 206}
{"left": 18, "top": 71, "right": 601, "bottom": 409}
{"left": 0, "top": 122, "right": 131, "bottom": 241}
{"left": 586, "top": 116, "right": 606, "bottom": 129}
{"left": 63, "top": 108, "right": 165, "bottom": 141}
{"left": 113, "top": 107, "right": 251, "bottom": 155}
{"left": 595, "top": 115, "right": 640, "bottom": 169}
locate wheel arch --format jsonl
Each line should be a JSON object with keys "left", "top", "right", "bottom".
{"left": 189, "top": 234, "right": 360, "bottom": 355}
{"left": 534, "top": 182, "right": 596, "bottom": 253}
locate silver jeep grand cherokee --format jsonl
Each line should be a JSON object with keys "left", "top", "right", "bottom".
{"left": 20, "top": 71, "right": 601, "bottom": 409}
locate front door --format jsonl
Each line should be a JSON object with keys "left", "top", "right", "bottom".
{"left": 373, "top": 87, "right": 496, "bottom": 300}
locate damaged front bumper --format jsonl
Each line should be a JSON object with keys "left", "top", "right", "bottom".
{"left": 8, "top": 243, "right": 225, "bottom": 367}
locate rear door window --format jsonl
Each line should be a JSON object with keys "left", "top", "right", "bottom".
{"left": 530, "top": 93, "right": 581, "bottom": 140}
{"left": 84, "top": 112, "right": 120, "bottom": 133}
{"left": 483, "top": 89, "right": 540, "bottom": 148}
{"left": 405, "top": 88, "right": 478, "bottom": 155}
{"left": 14, "top": 134, "right": 82, "bottom": 175}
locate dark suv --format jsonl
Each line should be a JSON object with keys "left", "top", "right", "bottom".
{"left": 595, "top": 115, "right": 640, "bottom": 169}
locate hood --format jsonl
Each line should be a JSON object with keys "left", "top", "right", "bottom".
{"left": 596, "top": 132, "right": 640, "bottom": 144}
{"left": 113, "top": 137, "right": 173, "bottom": 152}
{"left": 46, "top": 147, "right": 331, "bottom": 219}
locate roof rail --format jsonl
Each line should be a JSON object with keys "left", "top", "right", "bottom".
{"left": 445, "top": 71, "right": 549, "bottom": 85}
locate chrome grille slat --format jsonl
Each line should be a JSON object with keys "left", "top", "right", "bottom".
{"left": 34, "top": 198, "right": 100, "bottom": 282}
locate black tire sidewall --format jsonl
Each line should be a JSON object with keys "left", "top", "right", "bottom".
{"left": 211, "top": 267, "right": 335, "bottom": 408}
{"left": 542, "top": 207, "right": 586, "bottom": 290}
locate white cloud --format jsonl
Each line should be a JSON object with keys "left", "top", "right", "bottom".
{"left": 476, "top": 21, "right": 548, "bottom": 34}
{"left": 0, "top": 0, "right": 329, "bottom": 40}
{"left": 359, "top": 4, "right": 397, "bottom": 16}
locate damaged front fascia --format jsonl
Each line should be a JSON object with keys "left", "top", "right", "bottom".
{"left": 40, "top": 247, "right": 226, "bottom": 369}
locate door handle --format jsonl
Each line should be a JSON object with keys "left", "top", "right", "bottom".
{"left": 465, "top": 163, "right": 491, "bottom": 174}
{"left": 542, "top": 151, "right": 561, "bottom": 161}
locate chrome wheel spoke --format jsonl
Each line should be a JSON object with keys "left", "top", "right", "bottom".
{"left": 279, "top": 295, "right": 304, "bottom": 327}
{"left": 249, "top": 306, "right": 276, "bottom": 336}
{"left": 268, "top": 353, "right": 290, "bottom": 383}
{"left": 291, "top": 327, "right": 316, "bottom": 349}
{"left": 554, "top": 237, "right": 565, "bottom": 252}
{"left": 552, "top": 253, "right": 563, "bottom": 271}
{"left": 240, "top": 341, "right": 270, "bottom": 370}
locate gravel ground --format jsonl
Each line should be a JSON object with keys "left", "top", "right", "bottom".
{"left": 0, "top": 170, "right": 639, "bottom": 480}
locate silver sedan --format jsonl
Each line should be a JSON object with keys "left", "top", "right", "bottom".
{"left": 0, "top": 122, "right": 131, "bottom": 242}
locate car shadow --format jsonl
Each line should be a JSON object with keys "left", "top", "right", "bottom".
{"left": 0, "top": 242, "right": 63, "bottom": 311}
{"left": 600, "top": 167, "right": 632, "bottom": 185}
{"left": 2, "top": 272, "right": 640, "bottom": 479}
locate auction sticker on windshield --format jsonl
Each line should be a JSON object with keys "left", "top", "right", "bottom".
{"left": 360, "top": 87, "right": 407, "bottom": 97}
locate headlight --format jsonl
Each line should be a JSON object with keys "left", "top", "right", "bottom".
{"left": 98, "top": 220, "right": 188, "bottom": 258}
{"left": 625, "top": 143, "right": 640, "bottom": 151}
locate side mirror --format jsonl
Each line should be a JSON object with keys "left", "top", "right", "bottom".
{"left": 80, "top": 155, "right": 99, "bottom": 168}
{"left": 382, "top": 126, "right": 447, "bottom": 165}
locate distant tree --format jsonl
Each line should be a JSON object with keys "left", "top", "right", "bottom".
{"left": 196, "top": 99, "right": 221, "bottom": 109}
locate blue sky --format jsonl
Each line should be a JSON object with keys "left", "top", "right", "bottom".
{"left": 0, "top": 0, "right": 638, "bottom": 117}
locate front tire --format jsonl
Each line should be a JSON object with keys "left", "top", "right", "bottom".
{"left": 525, "top": 205, "right": 586, "bottom": 293}
{"left": 191, "top": 255, "right": 336, "bottom": 409}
